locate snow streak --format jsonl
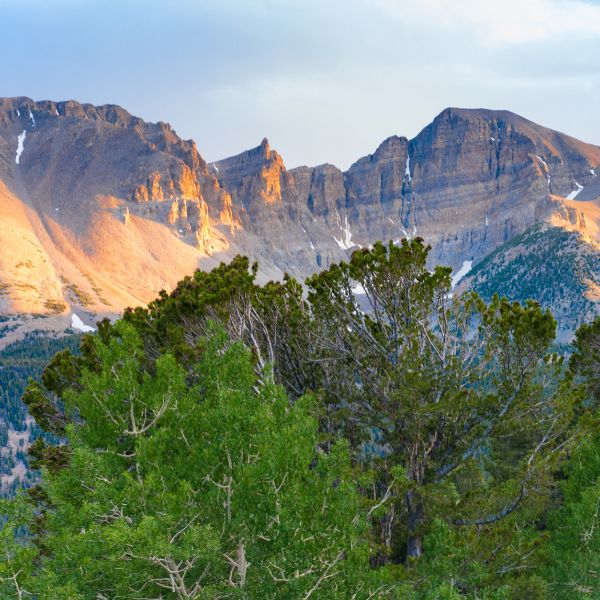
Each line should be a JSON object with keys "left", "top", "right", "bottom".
{"left": 15, "top": 130, "right": 26, "bottom": 164}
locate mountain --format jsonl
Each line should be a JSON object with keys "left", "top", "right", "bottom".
{"left": 0, "top": 98, "right": 599, "bottom": 341}
{"left": 462, "top": 224, "right": 600, "bottom": 340}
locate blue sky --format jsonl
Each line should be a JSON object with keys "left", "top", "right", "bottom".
{"left": 2, "top": 0, "right": 600, "bottom": 169}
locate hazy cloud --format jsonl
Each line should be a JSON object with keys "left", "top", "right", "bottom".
{"left": 373, "top": 0, "right": 600, "bottom": 45}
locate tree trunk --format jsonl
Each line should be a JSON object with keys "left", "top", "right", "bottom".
{"left": 371, "top": 501, "right": 395, "bottom": 566}
{"left": 405, "top": 489, "right": 424, "bottom": 559}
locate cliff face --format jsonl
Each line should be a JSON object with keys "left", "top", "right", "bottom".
{"left": 0, "top": 97, "right": 238, "bottom": 250}
{"left": 214, "top": 107, "right": 600, "bottom": 275}
{"left": 399, "top": 108, "right": 600, "bottom": 266}
{"left": 0, "top": 97, "right": 598, "bottom": 335}
{"left": 0, "top": 97, "right": 240, "bottom": 316}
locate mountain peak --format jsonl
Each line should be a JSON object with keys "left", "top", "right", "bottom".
{"left": 435, "top": 106, "right": 522, "bottom": 121}
{"left": 251, "top": 137, "right": 276, "bottom": 162}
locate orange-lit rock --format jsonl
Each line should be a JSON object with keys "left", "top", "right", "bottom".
{"left": 167, "top": 200, "right": 179, "bottom": 224}
{"left": 180, "top": 199, "right": 188, "bottom": 220}
{"left": 148, "top": 172, "right": 164, "bottom": 201}
{"left": 176, "top": 164, "right": 200, "bottom": 199}
{"left": 218, "top": 191, "right": 239, "bottom": 231}
{"left": 133, "top": 184, "right": 149, "bottom": 203}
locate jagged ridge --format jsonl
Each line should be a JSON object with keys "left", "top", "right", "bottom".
{"left": 0, "top": 97, "right": 598, "bottom": 337}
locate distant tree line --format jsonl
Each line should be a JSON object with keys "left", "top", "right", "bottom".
{"left": 0, "top": 332, "right": 81, "bottom": 497}
{"left": 0, "top": 331, "right": 81, "bottom": 433}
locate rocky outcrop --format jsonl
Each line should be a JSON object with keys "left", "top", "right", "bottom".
{"left": 213, "top": 107, "right": 600, "bottom": 277}
{"left": 0, "top": 97, "right": 235, "bottom": 315}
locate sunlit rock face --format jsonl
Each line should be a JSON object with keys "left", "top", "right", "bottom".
{"left": 0, "top": 97, "right": 235, "bottom": 315}
{"left": 0, "top": 97, "right": 598, "bottom": 334}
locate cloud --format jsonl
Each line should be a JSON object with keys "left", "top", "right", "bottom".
{"left": 370, "top": 0, "right": 600, "bottom": 45}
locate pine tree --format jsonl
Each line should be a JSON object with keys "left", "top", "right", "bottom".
{"left": 542, "top": 317, "right": 600, "bottom": 598}
{"left": 19, "top": 322, "right": 385, "bottom": 599}
{"left": 305, "top": 240, "right": 579, "bottom": 576}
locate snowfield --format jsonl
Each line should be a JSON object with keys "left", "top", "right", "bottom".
{"left": 451, "top": 260, "right": 473, "bottom": 289}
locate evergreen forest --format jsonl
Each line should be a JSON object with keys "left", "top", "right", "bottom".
{"left": 1, "top": 239, "right": 600, "bottom": 599}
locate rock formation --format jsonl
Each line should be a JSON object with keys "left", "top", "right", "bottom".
{"left": 0, "top": 98, "right": 598, "bottom": 336}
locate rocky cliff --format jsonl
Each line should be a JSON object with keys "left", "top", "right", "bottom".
{"left": 213, "top": 107, "right": 600, "bottom": 276}
{"left": 0, "top": 97, "right": 237, "bottom": 319}
{"left": 0, "top": 98, "right": 598, "bottom": 337}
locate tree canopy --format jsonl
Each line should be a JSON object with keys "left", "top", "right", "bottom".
{"left": 3, "top": 239, "right": 599, "bottom": 598}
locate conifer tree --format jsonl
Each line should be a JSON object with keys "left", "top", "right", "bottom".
{"left": 306, "top": 240, "right": 579, "bottom": 570}
{"left": 19, "top": 323, "right": 382, "bottom": 598}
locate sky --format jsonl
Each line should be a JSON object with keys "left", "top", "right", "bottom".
{"left": 2, "top": 0, "right": 600, "bottom": 170}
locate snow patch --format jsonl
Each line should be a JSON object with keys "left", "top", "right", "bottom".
{"left": 404, "top": 155, "right": 411, "bottom": 182}
{"left": 566, "top": 182, "right": 584, "bottom": 200}
{"left": 28, "top": 109, "right": 35, "bottom": 126}
{"left": 211, "top": 163, "right": 219, "bottom": 173}
{"left": 351, "top": 283, "right": 366, "bottom": 295}
{"left": 71, "top": 313, "right": 95, "bottom": 333}
{"left": 300, "top": 224, "right": 315, "bottom": 250}
{"left": 485, "top": 213, "right": 489, "bottom": 227}
{"left": 54, "top": 108, "right": 59, "bottom": 117}
{"left": 490, "top": 137, "right": 495, "bottom": 142}
{"left": 333, "top": 209, "right": 356, "bottom": 250}
{"left": 16, "top": 109, "right": 20, "bottom": 117}
{"left": 451, "top": 260, "right": 473, "bottom": 289}
{"left": 397, "top": 227, "right": 409, "bottom": 239}
{"left": 535, "top": 155, "right": 551, "bottom": 186}
{"left": 388, "top": 217, "right": 395, "bottom": 225}
{"left": 591, "top": 169, "right": 597, "bottom": 177}
{"left": 15, "top": 130, "right": 26, "bottom": 164}
{"left": 393, "top": 225, "right": 413, "bottom": 242}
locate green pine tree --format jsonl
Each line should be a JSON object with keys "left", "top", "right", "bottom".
{"left": 18, "top": 322, "right": 386, "bottom": 598}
